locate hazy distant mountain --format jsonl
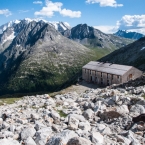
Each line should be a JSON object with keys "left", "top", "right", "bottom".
{"left": 0, "top": 20, "right": 95, "bottom": 95}
{"left": 114, "top": 30, "right": 144, "bottom": 40}
{"left": 100, "top": 37, "right": 145, "bottom": 71}
{"left": 62, "top": 24, "right": 133, "bottom": 51}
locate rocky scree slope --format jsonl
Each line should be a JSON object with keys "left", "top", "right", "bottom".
{"left": 1, "top": 84, "right": 145, "bottom": 144}
{"left": 0, "top": 20, "right": 95, "bottom": 95}
{"left": 62, "top": 24, "right": 133, "bottom": 52}
{"left": 114, "top": 30, "right": 144, "bottom": 40}
{"left": 100, "top": 37, "right": 145, "bottom": 71}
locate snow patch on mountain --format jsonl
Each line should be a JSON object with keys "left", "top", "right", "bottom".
{"left": 0, "top": 20, "right": 20, "bottom": 34}
{"left": 49, "top": 21, "right": 71, "bottom": 31}
{"left": 2, "top": 31, "right": 16, "bottom": 45}
{"left": 141, "top": 47, "right": 145, "bottom": 51}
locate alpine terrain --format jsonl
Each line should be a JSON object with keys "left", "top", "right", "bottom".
{"left": 0, "top": 19, "right": 134, "bottom": 95}
{"left": 62, "top": 24, "right": 133, "bottom": 56}
{"left": 0, "top": 19, "right": 96, "bottom": 95}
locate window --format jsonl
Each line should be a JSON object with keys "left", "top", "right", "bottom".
{"left": 85, "top": 69, "right": 86, "bottom": 73}
{"left": 101, "top": 78, "right": 103, "bottom": 84}
{"left": 107, "top": 74, "right": 108, "bottom": 79}
{"left": 117, "top": 75, "right": 120, "bottom": 79}
{"left": 90, "top": 70, "right": 91, "bottom": 74}
{"left": 112, "top": 74, "right": 113, "bottom": 80}
{"left": 95, "top": 71, "right": 97, "bottom": 76}
{"left": 107, "top": 80, "right": 109, "bottom": 86}
{"left": 101, "top": 72, "right": 103, "bottom": 77}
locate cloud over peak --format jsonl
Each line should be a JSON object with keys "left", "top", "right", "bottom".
{"left": 86, "top": 0, "right": 123, "bottom": 7}
{"left": 34, "top": 0, "right": 81, "bottom": 18}
{"left": 0, "top": 9, "right": 12, "bottom": 17}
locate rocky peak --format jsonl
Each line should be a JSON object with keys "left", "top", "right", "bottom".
{"left": 114, "top": 30, "right": 144, "bottom": 40}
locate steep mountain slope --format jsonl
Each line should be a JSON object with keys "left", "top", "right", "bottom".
{"left": 0, "top": 21, "right": 95, "bottom": 95}
{"left": 100, "top": 37, "right": 145, "bottom": 71}
{"left": 62, "top": 24, "right": 133, "bottom": 52}
{"left": 0, "top": 19, "right": 71, "bottom": 54}
{"left": 114, "top": 30, "right": 144, "bottom": 40}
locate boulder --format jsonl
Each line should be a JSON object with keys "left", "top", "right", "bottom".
{"left": 116, "top": 105, "right": 129, "bottom": 114}
{"left": 46, "top": 130, "right": 78, "bottom": 145}
{"left": 79, "top": 121, "right": 91, "bottom": 131}
{"left": 68, "top": 116, "right": 79, "bottom": 130}
{"left": 83, "top": 109, "right": 94, "bottom": 120}
{"left": 0, "top": 139, "right": 20, "bottom": 145}
{"left": 130, "top": 104, "right": 145, "bottom": 115}
{"left": 21, "top": 127, "right": 36, "bottom": 140}
{"left": 35, "top": 127, "right": 52, "bottom": 145}
{"left": 67, "top": 137, "right": 92, "bottom": 145}
{"left": 91, "top": 132, "right": 104, "bottom": 144}
{"left": 25, "top": 137, "right": 36, "bottom": 145}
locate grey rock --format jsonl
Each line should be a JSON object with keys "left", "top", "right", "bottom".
{"left": 116, "top": 105, "right": 129, "bottom": 114}
{"left": 68, "top": 116, "right": 79, "bottom": 130}
{"left": 0, "top": 139, "right": 20, "bottom": 145}
{"left": 46, "top": 130, "right": 78, "bottom": 145}
{"left": 21, "top": 127, "right": 36, "bottom": 140}
{"left": 91, "top": 132, "right": 104, "bottom": 144}
{"left": 130, "top": 104, "right": 145, "bottom": 115}
{"left": 35, "top": 127, "right": 52, "bottom": 145}
{"left": 83, "top": 109, "right": 94, "bottom": 120}
{"left": 25, "top": 136, "right": 36, "bottom": 145}
{"left": 78, "top": 121, "right": 91, "bottom": 131}
{"left": 67, "top": 137, "right": 92, "bottom": 145}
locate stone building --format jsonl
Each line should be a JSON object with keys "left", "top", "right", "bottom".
{"left": 82, "top": 61, "right": 142, "bottom": 86}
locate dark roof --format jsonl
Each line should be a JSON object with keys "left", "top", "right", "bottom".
{"left": 83, "top": 61, "right": 132, "bottom": 75}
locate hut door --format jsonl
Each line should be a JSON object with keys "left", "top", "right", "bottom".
{"left": 129, "top": 74, "right": 133, "bottom": 80}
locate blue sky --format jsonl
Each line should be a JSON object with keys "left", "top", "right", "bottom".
{"left": 0, "top": 0, "right": 145, "bottom": 34}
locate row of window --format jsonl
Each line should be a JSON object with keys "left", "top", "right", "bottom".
{"left": 84, "top": 69, "right": 120, "bottom": 80}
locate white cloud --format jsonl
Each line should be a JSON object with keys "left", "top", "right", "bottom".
{"left": 86, "top": 0, "right": 123, "bottom": 7}
{"left": 18, "top": 10, "right": 29, "bottom": 13}
{"left": 34, "top": 0, "right": 81, "bottom": 18}
{"left": 116, "top": 15, "right": 145, "bottom": 34}
{"left": 0, "top": 9, "right": 12, "bottom": 17}
{"left": 93, "top": 25, "right": 118, "bottom": 34}
{"left": 94, "top": 15, "right": 145, "bottom": 35}
{"left": 117, "top": 15, "right": 145, "bottom": 30}
{"left": 60, "top": 9, "right": 81, "bottom": 18}
{"left": 33, "top": 1, "right": 43, "bottom": 5}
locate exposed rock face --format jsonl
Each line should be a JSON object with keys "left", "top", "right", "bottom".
{"left": 114, "top": 30, "right": 144, "bottom": 40}
{"left": 0, "top": 84, "right": 145, "bottom": 144}
{"left": 0, "top": 21, "right": 95, "bottom": 95}
{"left": 62, "top": 24, "right": 133, "bottom": 50}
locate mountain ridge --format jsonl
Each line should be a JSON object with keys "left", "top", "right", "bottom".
{"left": 0, "top": 20, "right": 96, "bottom": 95}
{"left": 114, "top": 30, "right": 144, "bottom": 40}
{"left": 100, "top": 37, "right": 145, "bottom": 71}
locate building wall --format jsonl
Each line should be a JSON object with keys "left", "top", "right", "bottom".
{"left": 82, "top": 68, "right": 122, "bottom": 86}
{"left": 122, "top": 67, "right": 142, "bottom": 83}
{"left": 83, "top": 67, "right": 142, "bottom": 86}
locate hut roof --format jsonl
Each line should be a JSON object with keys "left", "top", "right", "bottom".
{"left": 83, "top": 61, "right": 133, "bottom": 75}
